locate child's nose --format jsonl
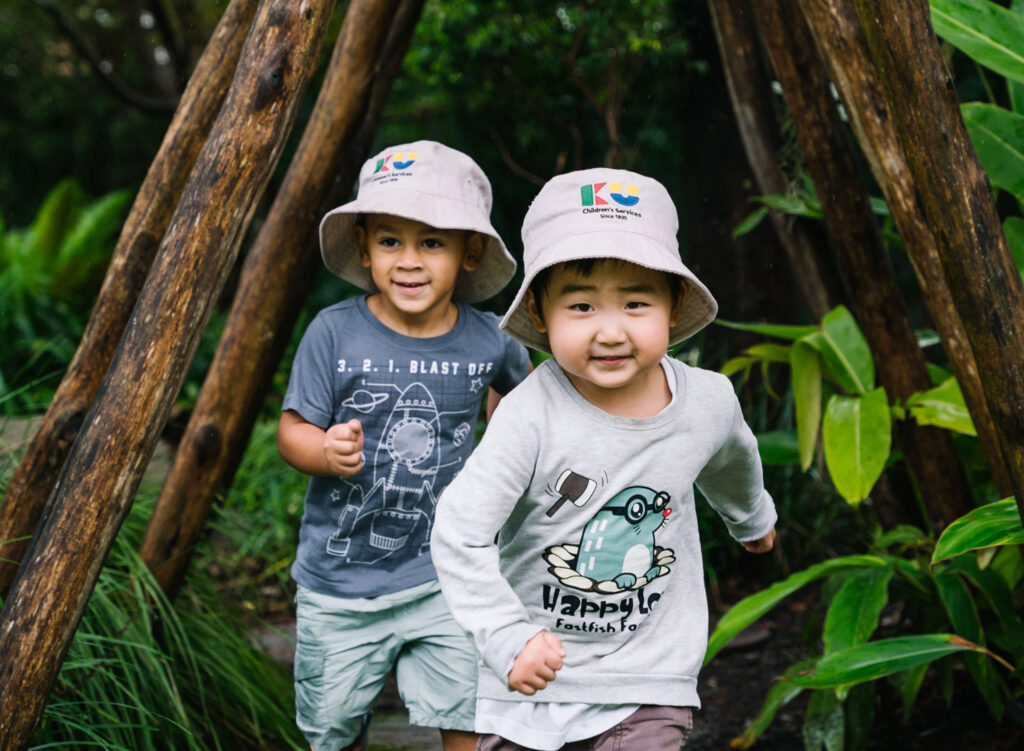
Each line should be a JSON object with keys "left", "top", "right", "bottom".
{"left": 595, "top": 314, "right": 626, "bottom": 342}
{"left": 396, "top": 244, "right": 422, "bottom": 266}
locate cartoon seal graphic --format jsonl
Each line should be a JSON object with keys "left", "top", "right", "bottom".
{"left": 544, "top": 485, "right": 675, "bottom": 593}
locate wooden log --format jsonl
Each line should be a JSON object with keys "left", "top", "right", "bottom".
{"left": 707, "top": 0, "right": 843, "bottom": 321}
{"left": 0, "top": 0, "right": 260, "bottom": 596}
{"left": 798, "top": 0, "right": 1014, "bottom": 500}
{"left": 139, "top": 0, "right": 424, "bottom": 598}
{"left": 751, "top": 0, "right": 972, "bottom": 527}
{"left": 0, "top": 1, "right": 334, "bottom": 746}
{"left": 851, "top": 0, "right": 1024, "bottom": 519}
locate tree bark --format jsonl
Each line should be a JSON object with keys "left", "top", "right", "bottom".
{"left": 0, "top": 0, "right": 260, "bottom": 597}
{"left": 797, "top": 0, "right": 1014, "bottom": 500}
{"left": 750, "top": 0, "right": 972, "bottom": 528}
{"left": 0, "top": 2, "right": 334, "bottom": 747}
{"left": 139, "top": 0, "right": 424, "bottom": 599}
{"left": 851, "top": 0, "right": 1024, "bottom": 520}
{"left": 707, "top": 0, "right": 843, "bottom": 322}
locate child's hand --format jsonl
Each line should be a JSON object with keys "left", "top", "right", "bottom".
{"left": 323, "top": 419, "right": 364, "bottom": 477}
{"left": 742, "top": 527, "right": 776, "bottom": 553}
{"left": 508, "top": 630, "right": 566, "bottom": 695}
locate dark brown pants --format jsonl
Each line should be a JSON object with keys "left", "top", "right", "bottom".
{"left": 477, "top": 705, "right": 694, "bottom": 751}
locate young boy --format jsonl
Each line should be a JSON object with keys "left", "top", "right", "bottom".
{"left": 278, "top": 140, "right": 530, "bottom": 751}
{"left": 431, "top": 168, "right": 777, "bottom": 750}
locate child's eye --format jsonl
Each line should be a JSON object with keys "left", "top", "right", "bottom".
{"left": 569, "top": 303, "right": 594, "bottom": 313}
{"left": 377, "top": 236, "right": 400, "bottom": 248}
{"left": 422, "top": 238, "right": 445, "bottom": 250}
{"left": 625, "top": 301, "right": 650, "bottom": 310}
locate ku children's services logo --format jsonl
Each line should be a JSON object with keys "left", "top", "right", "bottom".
{"left": 580, "top": 181, "right": 640, "bottom": 207}
{"left": 374, "top": 152, "right": 417, "bottom": 173}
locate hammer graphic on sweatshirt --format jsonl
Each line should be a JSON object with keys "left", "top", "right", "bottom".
{"left": 546, "top": 469, "right": 598, "bottom": 517}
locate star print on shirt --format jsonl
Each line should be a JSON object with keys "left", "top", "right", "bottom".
{"left": 469, "top": 377, "right": 484, "bottom": 393}
{"left": 330, "top": 488, "right": 342, "bottom": 503}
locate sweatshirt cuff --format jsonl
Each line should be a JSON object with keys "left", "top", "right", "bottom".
{"left": 482, "top": 622, "right": 546, "bottom": 683}
{"left": 725, "top": 490, "right": 778, "bottom": 542}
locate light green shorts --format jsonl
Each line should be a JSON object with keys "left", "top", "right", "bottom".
{"left": 294, "top": 580, "right": 477, "bottom": 751}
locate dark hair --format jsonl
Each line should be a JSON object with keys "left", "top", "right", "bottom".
{"left": 528, "top": 258, "right": 683, "bottom": 321}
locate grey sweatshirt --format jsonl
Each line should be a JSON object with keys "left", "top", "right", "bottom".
{"left": 431, "top": 358, "right": 777, "bottom": 707}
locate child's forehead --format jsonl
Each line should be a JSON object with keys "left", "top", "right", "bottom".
{"left": 364, "top": 212, "right": 459, "bottom": 234}
{"left": 547, "top": 259, "right": 674, "bottom": 288}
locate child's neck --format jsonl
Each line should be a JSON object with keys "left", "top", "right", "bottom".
{"left": 365, "top": 294, "right": 459, "bottom": 338}
{"left": 564, "top": 362, "right": 673, "bottom": 419}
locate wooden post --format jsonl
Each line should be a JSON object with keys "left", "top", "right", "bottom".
{"left": 707, "top": 0, "right": 843, "bottom": 322}
{"left": 0, "top": 0, "right": 260, "bottom": 596}
{"left": 750, "top": 0, "right": 972, "bottom": 527}
{"left": 851, "top": 0, "right": 1024, "bottom": 519}
{"left": 798, "top": 0, "right": 1014, "bottom": 500}
{"left": 0, "top": 2, "right": 334, "bottom": 747}
{"left": 139, "top": 0, "right": 425, "bottom": 598}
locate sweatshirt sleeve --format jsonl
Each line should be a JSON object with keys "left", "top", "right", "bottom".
{"left": 431, "top": 395, "right": 544, "bottom": 681}
{"left": 695, "top": 382, "right": 777, "bottom": 542}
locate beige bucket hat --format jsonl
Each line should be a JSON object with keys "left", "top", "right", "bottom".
{"left": 500, "top": 168, "right": 718, "bottom": 352}
{"left": 319, "top": 140, "right": 516, "bottom": 303}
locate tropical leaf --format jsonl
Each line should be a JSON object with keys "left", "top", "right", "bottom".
{"left": 1012, "top": 0, "right": 1024, "bottom": 113}
{"left": 905, "top": 377, "right": 976, "bottom": 436}
{"left": 730, "top": 662, "right": 810, "bottom": 749}
{"left": 946, "top": 556, "right": 1024, "bottom": 663}
{"left": 930, "top": 0, "right": 1024, "bottom": 85}
{"left": 791, "top": 339, "right": 822, "bottom": 471}
{"left": 823, "top": 567, "right": 893, "bottom": 654}
{"left": 819, "top": 306, "right": 874, "bottom": 395}
{"left": 823, "top": 389, "right": 892, "bottom": 505}
{"left": 932, "top": 498, "right": 1024, "bottom": 563}
{"left": 803, "top": 689, "right": 844, "bottom": 751}
{"left": 756, "top": 430, "right": 801, "bottom": 466}
{"left": 715, "top": 319, "right": 818, "bottom": 341}
{"left": 732, "top": 205, "right": 769, "bottom": 238}
{"left": 706, "top": 555, "right": 891, "bottom": 664}
{"left": 786, "top": 634, "right": 988, "bottom": 688}
{"left": 961, "top": 103, "right": 1024, "bottom": 204}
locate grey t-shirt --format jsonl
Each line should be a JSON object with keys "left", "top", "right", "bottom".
{"left": 283, "top": 295, "right": 530, "bottom": 598}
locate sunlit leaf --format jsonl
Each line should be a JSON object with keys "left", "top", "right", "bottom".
{"left": 791, "top": 340, "right": 822, "bottom": 471}
{"left": 819, "top": 306, "right": 874, "bottom": 395}
{"left": 905, "top": 377, "right": 976, "bottom": 436}
{"left": 786, "top": 634, "right": 987, "bottom": 688}
{"left": 932, "top": 498, "right": 1024, "bottom": 563}
{"left": 823, "top": 389, "right": 892, "bottom": 505}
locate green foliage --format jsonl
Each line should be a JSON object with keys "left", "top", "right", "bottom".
{"left": 932, "top": 498, "right": 1024, "bottom": 563}
{"left": 0, "top": 179, "right": 130, "bottom": 414}
{"left": 708, "top": 513, "right": 1023, "bottom": 749}
{"left": 930, "top": 0, "right": 1024, "bottom": 87}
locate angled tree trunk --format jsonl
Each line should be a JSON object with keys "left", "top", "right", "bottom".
{"left": 0, "top": 2, "right": 335, "bottom": 747}
{"left": 139, "top": 0, "right": 425, "bottom": 599}
{"left": 798, "top": 0, "right": 1014, "bottom": 500}
{"left": 851, "top": 0, "right": 1024, "bottom": 520}
{"left": 0, "top": 0, "right": 260, "bottom": 597}
{"left": 707, "top": 0, "right": 843, "bottom": 322}
{"left": 751, "top": 0, "right": 972, "bottom": 528}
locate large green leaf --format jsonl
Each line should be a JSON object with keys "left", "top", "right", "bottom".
{"left": 787, "top": 634, "right": 987, "bottom": 688}
{"left": 930, "top": 0, "right": 1024, "bottom": 85}
{"left": 823, "top": 389, "right": 892, "bottom": 505}
{"left": 823, "top": 568, "right": 893, "bottom": 654}
{"left": 791, "top": 339, "right": 822, "bottom": 471}
{"left": 705, "top": 555, "right": 890, "bottom": 664}
{"left": 961, "top": 103, "right": 1024, "bottom": 203}
{"left": 1012, "top": 1, "right": 1024, "bottom": 113}
{"left": 819, "top": 306, "right": 874, "bottom": 395}
{"left": 932, "top": 498, "right": 1024, "bottom": 563}
{"left": 715, "top": 319, "right": 818, "bottom": 341}
{"left": 904, "top": 377, "right": 976, "bottom": 436}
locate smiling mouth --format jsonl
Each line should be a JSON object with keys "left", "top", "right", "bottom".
{"left": 592, "top": 355, "right": 630, "bottom": 364}
{"left": 394, "top": 281, "right": 427, "bottom": 291}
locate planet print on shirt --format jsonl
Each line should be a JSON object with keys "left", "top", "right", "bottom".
{"left": 544, "top": 484, "right": 676, "bottom": 594}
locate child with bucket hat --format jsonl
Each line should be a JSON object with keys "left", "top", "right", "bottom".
{"left": 278, "top": 140, "right": 529, "bottom": 751}
{"left": 431, "top": 168, "right": 777, "bottom": 750}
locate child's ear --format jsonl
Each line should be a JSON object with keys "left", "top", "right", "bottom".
{"left": 527, "top": 290, "right": 547, "bottom": 333}
{"left": 462, "top": 232, "right": 486, "bottom": 271}
{"left": 670, "top": 282, "right": 688, "bottom": 327}
{"left": 354, "top": 225, "right": 370, "bottom": 268}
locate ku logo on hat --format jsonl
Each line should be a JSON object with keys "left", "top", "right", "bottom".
{"left": 374, "top": 152, "right": 418, "bottom": 173}
{"left": 580, "top": 182, "right": 640, "bottom": 207}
